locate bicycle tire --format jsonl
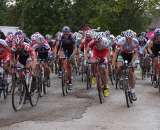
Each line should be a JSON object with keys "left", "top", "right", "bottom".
{"left": 128, "top": 91, "right": 133, "bottom": 104}
{"left": 12, "top": 80, "right": 26, "bottom": 111}
{"left": 61, "top": 70, "right": 67, "bottom": 96}
{"left": 38, "top": 76, "right": 44, "bottom": 97}
{"left": 30, "top": 78, "right": 39, "bottom": 107}
{"left": 43, "top": 78, "right": 47, "bottom": 95}
{"left": 96, "top": 76, "right": 103, "bottom": 104}
{"left": 86, "top": 66, "right": 91, "bottom": 90}
{"left": 125, "top": 90, "right": 130, "bottom": 108}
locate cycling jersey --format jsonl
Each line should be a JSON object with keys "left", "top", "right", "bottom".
{"left": 138, "top": 38, "right": 148, "bottom": 55}
{"left": 117, "top": 37, "right": 139, "bottom": 54}
{"left": 89, "top": 39, "right": 109, "bottom": 60}
{"left": 32, "top": 40, "right": 51, "bottom": 61}
{"left": 60, "top": 33, "right": 75, "bottom": 58}
{"left": 14, "top": 42, "right": 36, "bottom": 66}
{"left": 116, "top": 37, "right": 139, "bottom": 63}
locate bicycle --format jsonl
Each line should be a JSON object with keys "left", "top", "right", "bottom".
{"left": 37, "top": 59, "right": 50, "bottom": 97}
{"left": 140, "top": 54, "right": 152, "bottom": 80}
{"left": 121, "top": 60, "right": 134, "bottom": 108}
{"left": 12, "top": 63, "right": 39, "bottom": 111}
{"left": 60, "top": 57, "right": 69, "bottom": 96}
{"left": 87, "top": 59, "right": 107, "bottom": 104}
{"left": 86, "top": 61, "right": 92, "bottom": 90}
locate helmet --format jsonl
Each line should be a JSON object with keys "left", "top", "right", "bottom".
{"left": 140, "top": 32, "right": 146, "bottom": 37}
{"left": 121, "top": 31, "right": 125, "bottom": 37}
{"left": 14, "top": 31, "right": 25, "bottom": 45}
{"left": 45, "top": 34, "right": 52, "bottom": 40}
{"left": 35, "top": 33, "right": 45, "bottom": 44}
{"left": 62, "top": 26, "right": 71, "bottom": 33}
{"left": 5, "top": 33, "right": 14, "bottom": 43}
{"left": 105, "top": 30, "right": 110, "bottom": 36}
{"left": 85, "top": 31, "right": 91, "bottom": 38}
{"left": 110, "top": 34, "right": 115, "bottom": 39}
{"left": 138, "top": 35, "right": 145, "bottom": 42}
{"left": 31, "top": 33, "right": 37, "bottom": 41}
{"left": 154, "top": 28, "right": 160, "bottom": 33}
{"left": 7, "top": 32, "right": 13, "bottom": 36}
{"left": 96, "top": 34, "right": 103, "bottom": 41}
{"left": 124, "top": 30, "right": 134, "bottom": 38}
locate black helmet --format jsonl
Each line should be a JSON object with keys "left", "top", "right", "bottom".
{"left": 62, "top": 26, "right": 71, "bottom": 33}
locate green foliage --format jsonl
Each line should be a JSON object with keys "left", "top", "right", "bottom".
{"left": 0, "top": 0, "right": 159, "bottom": 35}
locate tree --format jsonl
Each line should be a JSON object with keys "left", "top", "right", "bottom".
{"left": 2, "top": 0, "right": 160, "bottom": 35}
{"left": 0, "top": 0, "right": 7, "bottom": 25}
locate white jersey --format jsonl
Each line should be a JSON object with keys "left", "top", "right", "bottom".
{"left": 116, "top": 37, "right": 139, "bottom": 53}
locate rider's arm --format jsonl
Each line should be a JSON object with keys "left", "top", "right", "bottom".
{"left": 112, "top": 47, "right": 119, "bottom": 68}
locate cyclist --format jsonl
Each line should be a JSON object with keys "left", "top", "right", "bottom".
{"left": 12, "top": 31, "right": 37, "bottom": 77}
{"left": 31, "top": 33, "right": 51, "bottom": 82}
{"left": 112, "top": 30, "right": 139, "bottom": 101}
{"left": 88, "top": 35, "right": 111, "bottom": 97}
{"left": 80, "top": 32, "right": 93, "bottom": 63}
{"left": 5, "top": 33, "right": 14, "bottom": 48}
{"left": 148, "top": 29, "right": 160, "bottom": 83}
{"left": 138, "top": 32, "right": 148, "bottom": 56}
{"left": 57, "top": 26, "right": 75, "bottom": 88}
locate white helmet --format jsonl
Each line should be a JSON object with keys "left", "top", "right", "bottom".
{"left": 32, "top": 33, "right": 45, "bottom": 43}
{"left": 124, "top": 30, "right": 134, "bottom": 38}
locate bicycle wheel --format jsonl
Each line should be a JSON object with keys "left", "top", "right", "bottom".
{"left": 123, "top": 81, "right": 130, "bottom": 108}
{"left": 115, "top": 75, "right": 119, "bottom": 89}
{"left": 61, "top": 70, "right": 67, "bottom": 96}
{"left": 86, "top": 66, "right": 92, "bottom": 90}
{"left": 125, "top": 90, "right": 130, "bottom": 108}
{"left": 157, "top": 75, "right": 160, "bottom": 93}
{"left": 12, "top": 80, "right": 26, "bottom": 111}
{"left": 128, "top": 91, "right": 133, "bottom": 104}
{"left": 96, "top": 76, "right": 103, "bottom": 104}
{"left": 38, "top": 74, "right": 44, "bottom": 97}
{"left": 81, "top": 63, "right": 84, "bottom": 82}
{"left": 30, "top": 78, "right": 39, "bottom": 106}
{"left": 43, "top": 77, "right": 48, "bottom": 95}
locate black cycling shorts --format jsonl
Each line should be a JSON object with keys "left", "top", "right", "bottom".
{"left": 121, "top": 52, "right": 133, "bottom": 64}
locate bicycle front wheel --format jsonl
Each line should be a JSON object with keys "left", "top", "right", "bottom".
{"left": 12, "top": 80, "right": 26, "bottom": 111}
{"left": 61, "top": 70, "right": 67, "bottom": 96}
{"left": 96, "top": 76, "right": 103, "bottom": 104}
{"left": 30, "top": 78, "right": 39, "bottom": 107}
{"left": 86, "top": 67, "right": 92, "bottom": 90}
